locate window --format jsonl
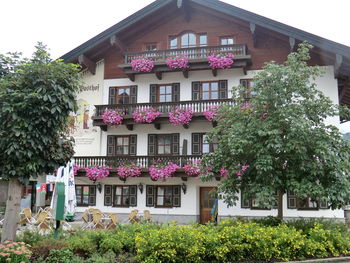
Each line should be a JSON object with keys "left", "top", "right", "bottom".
{"left": 240, "top": 79, "right": 255, "bottom": 99}
{"left": 148, "top": 134, "right": 179, "bottom": 155}
{"left": 241, "top": 191, "right": 278, "bottom": 209}
{"left": 76, "top": 185, "right": 96, "bottom": 206}
{"left": 145, "top": 43, "right": 157, "bottom": 51}
{"left": 192, "top": 80, "right": 228, "bottom": 100}
{"left": 199, "top": 34, "right": 207, "bottom": 47}
{"left": 150, "top": 83, "right": 180, "bottom": 103}
{"left": 109, "top": 86, "right": 137, "bottom": 105}
{"left": 169, "top": 33, "right": 207, "bottom": 49}
{"left": 107, "top": 135, "right": 137, "bottom": 156}
{"left": 287, "top": 191, "right": 328, "bottom": 210}
{"left": 220, "top": 37, "right": 235, "bottom": 45}
{"left": 104, "top": 185, "right": 137, "bottom": 207}
{"left": 192, "top": 133, "right": 218, "bottom": 155}
{"left": 146, "top": 185, "right": 181, "bottom": 207}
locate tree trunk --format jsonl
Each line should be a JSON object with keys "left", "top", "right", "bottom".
{"left": 1, "top": 178, "right": 22, "bottom": 242}
{"left": 277, "top": 190, "right": 284, "bottom": 220}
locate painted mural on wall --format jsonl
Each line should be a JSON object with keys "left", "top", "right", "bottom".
{"left": 71, "top": 62, "right": 104, "bottom": 156}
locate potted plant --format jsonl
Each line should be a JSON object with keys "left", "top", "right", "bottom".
{"left": 85, "top": 166, "right": 110, "bottom": 182}
{"left": 102, "top": 109, "right": 125, "bottom": 125}
{"left": 117, "top": 164, "right": 142, "bottom": 181}
{"left": 184, "top": 160, "right": 202, "bottom": 176}
{"left": 166, "top": 55, "right": 189, "bottom": 69}
{"left": 149, "top": 162, "right": 179, "bottom": 181}
{"left": 203, "top": 105, "right": 220, "bottom": 121}
{"left": 132, "top": 107, "right": 161, "bottom": 123}
{"left": 131, "top": 57, "right": 154, "bottom": 72}
{"left": 169, "top": 106, "right": 193, "bottom": 126}
{"left": 207, "top": 53, "right": 234, "bottom": 69}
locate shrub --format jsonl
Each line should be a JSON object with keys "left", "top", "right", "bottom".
{"left": 17, "top": 229, "right": 48, "bottom": 246}
{"left": 31, "top": 238, "right": 68, "bottom": 261}
{"left": 66, "top": 231, "right": 100, "bottom": 257}
{"left": 0, "top": 241, "right": 32, "bottom": 263}
{"left": 252, "top": 215, "right": 282, "bottom": 227}
{"left": 36, "top": 249, "right": 82, "bottom": 263}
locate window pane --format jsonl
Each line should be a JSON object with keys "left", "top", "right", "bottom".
{"left": 158, "top": 187, "right": 164, "bottom": 195}
{"left": 164, "top": 146, "right": 171, "bottom": 154}
{"left": 123, "top": 187, "right": 129, "bottom": 195}
{"left": 117, "top": 137, "right": 123, "bottom": 145}
{"left": 83, "top": 196, "right": 89, "bottom": 204}
{"left": 159, "top": 86, "right": 165, "bottom": 94}
{"left": 200, "top": 34, "right": 207, "bottom": 46}
{"left": 116, "top": 146, "right": 123, "bottom": 154}
{"left": 228, "top": 38, "right": 234, "bottom": 44}
{"left": 115, "top": 196, "right": 121, "bottom": 205}
{"left": 164, "top": 136, "right": 171, "bottom": 144}
{"left": 166, "top": 86, "right": 172, "bottom": 93}
{"left": 159, "top": 95, "right": 166, "bottom": 102}
{"left": 170, "top": 37, "right": 177, "bottom": 49}
{"left": 181, "top": 34, "right": 188, "bottom": 47}
{"left": 157, "top": 196, "right": 164, "bottom": 205}
{"left": 123, "top": 146, "right": 129, "bottom": 154}
{"left": 164, "top": 196, "right": 172, "bottom": 206}
{"left": 76, "top": 196, "right": 81, "bottom": 204}
{"left": 202, "top": 92, "right": 209, "bottom": 100}
{"left": 211, "top": 92, "right": 218, "bottom": 99}
{"left": 116, "top": 187, "right": 122, "bottom": 195}
{"left": 188, "top": 33, "right": 196, "bottom": 46}
{"left": 203, "top": 143, "right": 210, "bottom": 153}
{"left": 122, "top": 196, "right": 129, "bottom": 206}
{"left": 158, "top": 147, "right": 164, "bottom": 154}
{"left": 166, "top": 95, "right": 172, "bottom": 102}
{"left": 211, "top": 82, "right": 218, "bottom": 91}
{"left": 202, "top": 83, "right": 209, "bottom": 91}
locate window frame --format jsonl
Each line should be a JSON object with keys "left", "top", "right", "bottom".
{"left": 148, "top": 133, "right": 180, "bottom": 156}
{"left": 220, "top": 36, "right": 235, "bottom": 46}
{"left": 146, "top": 185, "right": 181, "bottom": 208}
{"left": 192, "top": 80, "right": 228, "bottom": 101}
{"left": 108, "top": 86, "right": 137, "bottom": 105}
{"left": 287, "top": 191, "right": 327, "bottom": 210}
{"left": 107, "top": 135, "right": 137, "bottom": 157}
{"left": 241, "top": 191, "right": 278, "bottom": 210}
{"left": 144, "top": 43, "right": 158, "bottom": 51}
{"left": 240, "top": 79, "right": 255, "bottom": 99}
{"left": 112, "top": 185, "right": 137, "bottom": 208}
{"left": 192, "top": 133, "right": 218, "bottom": 155}
{"left": 75, "top": 185, "right": 96, "bottom": 207}
{"left": 169, "top": 32, "right": 207, "bottom": 49}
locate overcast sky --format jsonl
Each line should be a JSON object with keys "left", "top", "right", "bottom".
{"left": 2, "top": 0, "right": 350, "bottom": 131}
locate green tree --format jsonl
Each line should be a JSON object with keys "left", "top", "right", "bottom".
{"left": 202, "top": 43, "right": 350, "bottom": 219}
{"left": 0, "top": 43, "right": 80, "bottom": 241}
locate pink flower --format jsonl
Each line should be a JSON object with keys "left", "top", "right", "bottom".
{"left": 149, "top": 162, "right": 179, "bottom": 180}
{"left": 241, "top": 165, "right": 250, "bottom": 172}
{"left": 169, "top": 107, "right": 193, "bottom": 125}
{"left": 85, "top": 166, "right": 110, "bottom": 181}
{"left": 117, "top": 164, "right": 142, "bottom": 179}
{"left": 132, "top": 107, "right": 161, "bottom": 123}
{"left": 208, "top": 53, "right": 234, "bottom": 69}
{"left": 131, "top": 57, "right": 154, "bottom": 72}
{"left": 236, "top": 171, "right": 243, "bottom": 177}
{"left": 184, "top": 160, "right": 201, "bottom": 176}
{"left": 102, "top": 109, "right": 124, "bottom": 125}
{"left": 166, "top": 55, "right": 189, "bottom": 69}
{"left": 203, "top": 105, "right": 220, "bottom": 121}
{"left": 73, "top": 166, "right": 81, "bottom": 176}
{"left": 220, "top": 168, "right": 229, "bottom": 178}
{"left": 261, "top": 112, "right": 268, "bottom": 119}
{"left": 240, "top": 103, "right": 252, "bottom": 111}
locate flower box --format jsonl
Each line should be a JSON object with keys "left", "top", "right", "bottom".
{"left": 166, "top": 55, "right": 189, "bottom": 69}
{"left": 102, "top": 109, "right": 125, "bottom": 125}
{"left": 132, "top": 107, "right": 161, "bottom": 123}
{"left": 169, "top": 106, "right": 193, "bottom": 125}
{"left": 149, "top": 162, "right": 179, "bottom": 181}
{"left": 131, "top": 57, "right": 154, "bottom": 72}
{"left": 207, "top": 53, "right": 234, "bottom": 69}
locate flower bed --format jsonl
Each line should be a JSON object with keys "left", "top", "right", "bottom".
{"left": 0, "top": 241, "right": 32, "bottom": 263}
{"left": 165, "top": 55, "right": 189, "bottom": 69}
{"left": 131, "top": 57, "right": 154, "bottom": 72}
{"left": 208, "top": 53, "right": 234, "bottom": 69}
{"left": 102, "top": 109, "right": 124, "bottom": 125}
{"left": 149, "top": 162, "right": 179, "bottom": 180}
{"left": 169, "top": 106, "right": 193, "bottom": 125}
{"left": 132, "top": 107, "right": 161, "bottom": 123}
{"left": 85, "top": 166, "right": 110, "bottom": 181}
{"left": 203, "top": 105, "right": 220, "bottom": 121}
{"left": 184, "top": 160, "right": 201, "bottom": 176}
{"left": 117, "top": 164, "right": 142, "bottom": 180}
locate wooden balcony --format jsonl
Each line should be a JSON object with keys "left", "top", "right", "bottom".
{"left": 74, "top": 155, "right": 203, "bottom": 180}
{"left": 119, "top": 44, "right": 251, "bottom": 81}
{"left": 93, "top": 99, "right": 233, "bottom": 131}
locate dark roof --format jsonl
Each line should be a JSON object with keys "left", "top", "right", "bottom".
{"left": 61, "top": 0, "right": 350, "bottom": 62}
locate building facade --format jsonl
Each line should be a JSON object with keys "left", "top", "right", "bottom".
{"left": 61, "top": 0, "right": 350, "bottom": 223}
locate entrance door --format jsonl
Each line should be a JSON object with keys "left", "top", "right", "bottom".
{"left": 200, "top": 187, "right": 217, "bottom": 224}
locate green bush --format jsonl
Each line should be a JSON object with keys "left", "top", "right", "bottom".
{"left": 35, "top": 249, "right": 82, "bottom": 263}
{"left": 31, "top": 238, "right": 68, "bottom": 261}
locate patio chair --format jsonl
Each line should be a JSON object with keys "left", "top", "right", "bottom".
{"left": 19, "top": 208, "right": 36, "bottom": 225}
{"left": 128, "top": 209, "right": 140, "bottom": 224}
{"left": 36, "top": 211, "right": 51, "bottom": 230}
{"left": 92, "top": 211, "right": 104, "bottom": 229}
{"left": 106, "top": 213, "right": 119, "bottom": 230}
{"left": 81, "top": 209, "right": 92, "bottom": 229}
{"left": 143, "top": 210, "right": 152, "bottom": 222}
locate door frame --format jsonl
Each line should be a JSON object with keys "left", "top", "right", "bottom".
{"left": 199, "top": 187, "right": 217, "bottom": 224}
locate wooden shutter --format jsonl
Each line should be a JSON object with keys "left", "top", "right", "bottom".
{"left": 109, "top": 87, "right": 116, "bottom": 104}
{"left": 104, "top": 185, "right": 113, "bottom": 206}
{"left": 172, "top": 133, "right": 180, "bottom": 155}
{"left": 129, "top": 185, "right": 137, "bottom": 206}
{"left": 148, "top": 134, "right": 156, "bottom": 155}
{"left": 173, "top": 185, "right": 181, "bottom": 207}
{"left": 319, "top": 199, "right": 328, "bottom": 209}
{"left": 130, "top": 86, "right": 138, "bottom": 104}
{"left": 241, "top": 191, "right": 250, "bottom": 208}
{"left": 150, "top": 84, "right": 157, "bottom": 103}
{"left": 89, "top": 186, "right": 96, "bottom": 206}
{"left": 107, "top": 136, "right": 115, "bottom": 156}
{"left": 219, "top": 80, "right": 228, "bottom": 99}
{"left": 287, "top": 191, "right": 297, "bottom": 209}
{"left": 192, "top": 133, "right": 203, "bottom": 155}
{"left": 129, "top": 135, "right": 137, "bottom": 156}
{"left": 192, "top": 82, "right": 201, "bottom": 100}
{"left": 146, "top": 185, "right": 155, "bottom": 207}
{"left": 172, "top": 83, "right": 180, "bottom": 102}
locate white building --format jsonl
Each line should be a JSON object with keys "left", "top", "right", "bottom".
{"left": 61, "top": 0, "right": 350, "bottom": 223}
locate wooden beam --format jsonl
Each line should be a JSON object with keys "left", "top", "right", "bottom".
{"left": 127, "top": 73, "right": 135, "bottom": 82}
{"left": 126, "top": 124, "right": 134, "bottom": 131}
{"left": 78, "top": 54, "right": 96, "bottom": 75}
{"left": 212, "top": 68, "right": 217, "bottom": 77}
{"left": 100, "top": 125, "right": 107, "bottom": 132}
{"left": 250, "top": 22, "right": 257, "bottom": 48}
{"left": 181, "top": 177, "right": 188, "bottom": 181}
{"left": 110, "top": 35, "right": 126, "bottom": 54}
{"left": 289, "top": 37, "right": 296, "bottom": 52}
{"left": 154, "top": 123, "right": 161, "bottom": 130}
{"left": 155, "top": 71, "right": 162, "bottom": 80}
{"left": 335, "top": 54, "right": 343, "bottom": 76}
{"left": 183, "top": 124, "right": 189, "bottom": 129}
{"left": 182, "top": 69, "right": 189, "bottom": 78}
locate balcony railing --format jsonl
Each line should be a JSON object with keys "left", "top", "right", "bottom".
{"left": 124, "top": 44, "right": 248, "bottom": 64}
{"left": 74, "top": 155, "right": 202, "bottom": 169}
{"left": 94, "top": 99, "right": 233, "bottom": 117}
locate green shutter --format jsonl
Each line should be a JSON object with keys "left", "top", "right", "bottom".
{"left": 150, "top": 84, "right": 157, "bottom": 103}
{"left": 172, "top": 83, "right": 180, "bottom": 102}
{"left": 107, "top": 136, "right": 115, "bottom": 156}
{"left": 146, "top": 185, "right": 155, "bottom": 207}
{"left": 219, "top": 80, "right": 228, "bottom": 99}
{"left": 130, "top": 85, "right": 138, "bottom": 104}
{"left": 192, "top": 82, "right": 201, "bottom": 100}
{"left": 104, "top": 185, "right": 113, "bottom": 206}
{"left": 148, "top": 134, "right": 156, "bottom": 155}
{"left": 109, "top": 87, "right": 116, "bottom": 104}
{"left": 129, "top": 135, "right": 137, "bottom": 156}
{"left": 192, "top": 133, "right": 202, "bottom": 155}
{"left": 172, "top": 133, "right": 180, "bottom": 155}
{"left": 89, "top": 186, "right": 96, "bottom": 206}
{"left": 173, "top": 185, "right": 181, "bottom": 207}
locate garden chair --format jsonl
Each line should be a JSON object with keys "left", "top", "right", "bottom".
{"left": 36, "top": 211, "right": 51, "bottom": 231}
{"left": 143, "top": 210, "right": 152, "bottom": 222}
{"left": 92, "top": 211, "right": 104, "bottom": 229}
{"left": 81, "top": 209, "right": 92, "bottom": 229}
{"left": 19, "top": 208, "right": 36, "bottom": 225}
{"left": 106, "top": 213, "right": 119, "bottom": 230}
{"left": 128, "top": 209, "right": 140, "bottom": 224}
